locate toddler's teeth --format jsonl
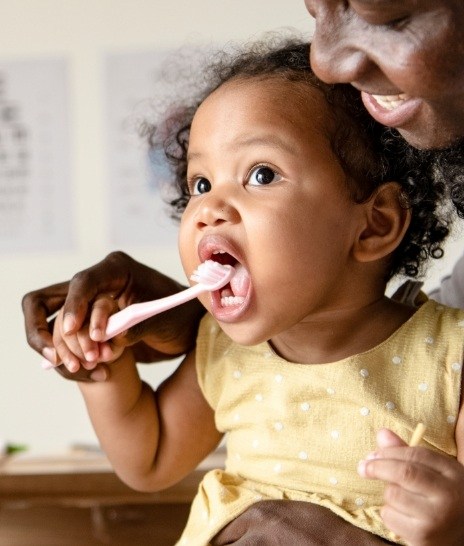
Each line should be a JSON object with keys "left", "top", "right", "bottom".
{"left": 221, "top": 296, "right": 246, "bottom": 307}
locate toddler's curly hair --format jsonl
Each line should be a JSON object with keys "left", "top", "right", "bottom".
{"left": 143, "top": 36, "right": 453, "bottom": 280}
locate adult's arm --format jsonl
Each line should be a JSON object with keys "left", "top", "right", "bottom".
{"left": 22, "top": 251, "right": 205, "bottom": 380}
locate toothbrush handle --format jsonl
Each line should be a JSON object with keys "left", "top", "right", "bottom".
{"left": 103, "top": 283, "right": 206, "bottom": 341}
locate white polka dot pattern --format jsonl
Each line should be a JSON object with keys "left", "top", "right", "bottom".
{"left": 185, "top": 302, "right": 464, "bottom": 546}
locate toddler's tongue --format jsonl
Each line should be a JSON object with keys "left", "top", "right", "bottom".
{"left": 228, "top": 262, "right": 250, "bottom": 297}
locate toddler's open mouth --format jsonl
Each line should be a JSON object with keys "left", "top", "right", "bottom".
{"left": 209, "top": 251, "right": 250, "bottom": 310}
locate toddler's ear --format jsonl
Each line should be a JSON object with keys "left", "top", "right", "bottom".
{"left": 353, "top": 182, "right": 411, "bottom": 263}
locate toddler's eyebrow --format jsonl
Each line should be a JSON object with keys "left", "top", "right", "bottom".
{"left": 231, "top": 135, "right": 297, "bottom": 155}
{"left": 187, "top": 134, "right": 297, "bottom": 161}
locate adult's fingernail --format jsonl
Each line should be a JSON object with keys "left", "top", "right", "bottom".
{"left": 90, "top": 367, "right": 108, "bottom": 382}
{"left": 42, "top": 347, "right": 57, "bottom": 364}
{"left": 63, "top": 314, "right": 76, "bottom": 334}
{"left": 357, "top": 460, "right": 367, "bottom": 477}
{"left": 41, "top": 358, "right": 54, "bottom": 370}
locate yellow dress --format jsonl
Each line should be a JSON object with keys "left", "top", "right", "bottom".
{"left": 177, "top": 300, "right": 463, "bottom": 545}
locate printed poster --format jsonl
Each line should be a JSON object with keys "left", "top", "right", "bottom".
{"left": 0, "top": 58, "right": 73, "bottom": 253}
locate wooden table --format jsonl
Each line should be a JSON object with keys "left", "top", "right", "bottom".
{"left": 0, "top": 448, "right": 225, "bottom": 546}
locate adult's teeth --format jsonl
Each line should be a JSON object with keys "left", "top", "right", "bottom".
{"left": 371, "top": 93, "right": 410, "bottom": 110}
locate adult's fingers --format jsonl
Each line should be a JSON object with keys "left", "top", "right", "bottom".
{"left": 21, "top": 281, "right": 70, "bottom": 356}
{"left": 376, "top": 428, "right": 407, "bottom": 449}
{"left": 61, "top": 254, "right": 133, "bottom": 335}
{"left": 88, "top": 294, "right": 120, "bottom": 342}
{"left": 382, "top": 479, "right": 434, "bottom": 518}
{"left": 362, "top": 446, "right": 459, "bottom": 484}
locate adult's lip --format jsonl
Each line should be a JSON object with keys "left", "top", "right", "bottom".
{"left": 361, "top": 91, "right": 422, "bottom": 129}
{"left": 197, "top": 234, "right": 252, "bottom": 322}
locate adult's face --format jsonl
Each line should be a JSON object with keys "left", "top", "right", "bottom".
{"left": 304, "top": 0, "right": 464, "bottom": 149}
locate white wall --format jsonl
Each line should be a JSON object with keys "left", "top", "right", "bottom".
{"left": 0, "top": 0, "right": 462, "bottom": 454}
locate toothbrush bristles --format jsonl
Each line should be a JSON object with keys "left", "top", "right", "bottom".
{"left": 190, "top": 260, "right": 234, "bottom": 287}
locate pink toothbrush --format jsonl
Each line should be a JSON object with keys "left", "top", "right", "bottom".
{"left": 102, "top": 260, "right": 235, "bottom": 341}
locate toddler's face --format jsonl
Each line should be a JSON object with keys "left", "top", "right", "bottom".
{"left": 179, "top": 77, "right": 366, "bottom": 346}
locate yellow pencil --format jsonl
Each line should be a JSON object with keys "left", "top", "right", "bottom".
{"left": 409, "top": 422, "right": 426, "bottom": 447}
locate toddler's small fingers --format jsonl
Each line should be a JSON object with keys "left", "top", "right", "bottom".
{"left": 76, "top": 327, "right": 100, "bottom": 365}
{"left": 98, "top": 341, "right": 121, "bottom": 363}
{"left": 55, "top": 343, "right": 82, "bottom": 373}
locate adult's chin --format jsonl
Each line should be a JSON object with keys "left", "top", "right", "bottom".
{"left": 397, "top": 125, "right": 464, "bottom": 150}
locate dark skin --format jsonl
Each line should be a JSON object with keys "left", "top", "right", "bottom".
{"left": 22, "top": 251, "right": 205, "bottom": 381}
{"left": 22, "top": 0, "right": 464, "bottom": 543}
{"left": 305, "top": 0, "right": 464, "bottom": 150}
{"left": 211, "top": 501, "right": 397, "bottom": 545}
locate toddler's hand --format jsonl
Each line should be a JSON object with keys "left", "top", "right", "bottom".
{"left": 51, "top": 295, "right": 125, "bottom": 375}
{"left": 358, "top": 428, "right": 464, "bottom": 545}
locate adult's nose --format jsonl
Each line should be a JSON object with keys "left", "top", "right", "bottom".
{"left": 309, "top": 13, "right": 372, "bottom": 85}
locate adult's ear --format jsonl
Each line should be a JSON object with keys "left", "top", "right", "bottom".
{"left": 353, "top": 182, "right": 411, "bottom": 263}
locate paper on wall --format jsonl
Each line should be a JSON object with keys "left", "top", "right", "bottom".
{"left": 0, "top": 58, "right": 74, "bottom": 253}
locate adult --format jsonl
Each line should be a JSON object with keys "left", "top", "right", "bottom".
{"left": 21, "top": 1, "right": 464, "bottom": 544}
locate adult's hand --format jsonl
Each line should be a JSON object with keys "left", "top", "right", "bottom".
{"left": 211, "top": 501, "right": 395, "bottom": 545}
{"left": 22, "top": 251, "right": 205, "bottom": 380}
{"left": 358, "top": 428, "right": 464, "bottom": 546}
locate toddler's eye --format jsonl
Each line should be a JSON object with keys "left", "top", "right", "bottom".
{"left": 248, "top": 166, "right": 282, "bottom": 186}
{"left": 191, "top": 177, "right": 212, "bottom": 195}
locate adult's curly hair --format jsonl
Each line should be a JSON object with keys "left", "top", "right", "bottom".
{"left": 143, "top": 36, "right": 453, "bottom": 281}
{"left": 432, "top": 138, "right": 464, "bottom": 219}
